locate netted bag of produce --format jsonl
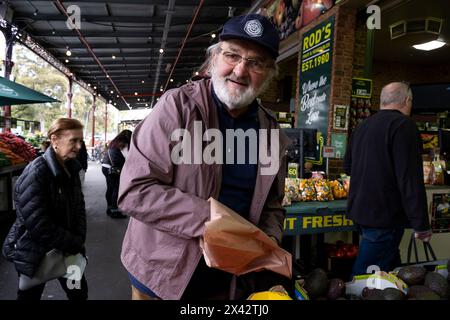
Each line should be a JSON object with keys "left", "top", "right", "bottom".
{"left": 285, "top": 178, "right": 301, "bottom": 202}
{"left": 329, "top": 180, "right": 347, "bottom": 199}
{"left": 299, "top": 179, "right": 317, "bottom": 201}
{"left": 282, "top": 193, "right": 291, "bottom": 206}
{"left": 313, "top": 179, "right": 334, "bottom": 201}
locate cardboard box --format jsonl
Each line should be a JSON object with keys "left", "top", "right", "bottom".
{"left": 345, "top": 271, "right": 408, "bottom": 297}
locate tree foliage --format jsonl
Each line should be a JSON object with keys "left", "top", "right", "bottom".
{"left": 10, "top": 45, "right": 117, "bottom": 144}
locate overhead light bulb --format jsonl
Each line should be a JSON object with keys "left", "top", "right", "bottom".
{"left": 66, "top": 48, "right": 72, "bottom": 56}
{"left": 134, "top": 92, "right": 138, "bottom": 95}
{"left": 211, "top": 33, "right": 216, "bottom": 39}
{"left": 159, "top": 48, "right": 164, "bottom": 54}
{"left": 170, "top": 78, "right": 174, "bottom": 82}
{"left": 110, "top": 90, "right": 114, "bottom": 94}
{"left": 141, "top": 80, "right": 145, "bottom": 84}
{"left": 112, "top": 55, "right": 116, "bottom": 59}
{"left": 65, "top": 59, "right": 69, "bottom": 63}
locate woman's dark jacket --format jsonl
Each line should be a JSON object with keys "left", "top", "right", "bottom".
{"left": 101, "top": 146, "right": 126, "bottom": 170}
{"left": 2, "top": 147, "right": 86, "bottom": 277}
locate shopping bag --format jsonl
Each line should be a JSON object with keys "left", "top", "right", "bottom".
{"left": 200, "top": 198, "right": 292, "bottom": 278}
{"left": 407, "top": 233, "right": 437, "bottom": 265}
{"left": 19, "top": 249, "right": 87, "bottom": 290}
{"left": 19, "top": 249, "right": 66, "bottom": 290}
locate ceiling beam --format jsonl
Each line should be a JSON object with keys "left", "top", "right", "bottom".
{"left": 15, "top": 14, "right": 225, "bottom": 25}
{"left": 17, "top": 0, "right": 250, "bottom": 7}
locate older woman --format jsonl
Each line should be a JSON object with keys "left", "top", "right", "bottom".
{"left": 2, "top": 118, "right": 88, "bottom": 300}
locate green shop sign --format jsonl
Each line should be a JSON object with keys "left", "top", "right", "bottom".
{"left": 298, "top": 16, "right": 335, "bottom": 163}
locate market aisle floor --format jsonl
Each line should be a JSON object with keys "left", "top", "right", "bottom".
{"left": 0, "top": 161, "right": 131, "bottom": 300}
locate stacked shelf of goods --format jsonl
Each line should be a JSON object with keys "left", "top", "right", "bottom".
{"left": 0, "top": 132, "right": 36, "bottom": 168}
{"left": 283, "top": 175, "right": 350, "bottom": 206}
{"left": 276, "top": 112, "right": 294, "bottom": 128}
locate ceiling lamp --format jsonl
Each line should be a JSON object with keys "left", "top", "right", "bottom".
{"left": 211, "top": 33, "right": 216, "bottom": 39}
{"left": 412, "top": 40, "right": 446, "bottom": 51}
{"left": 159, "top": 48, "right": 164, "bottom": 54}
{"left": 66, "top": 48, "right": 72, "bottom": 56}
{"left": 112, "top": 55, "right": 116, "bottom": 59}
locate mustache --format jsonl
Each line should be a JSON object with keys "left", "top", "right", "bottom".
{"left": 225, "top": 75, "right": 250, "bottom": 86}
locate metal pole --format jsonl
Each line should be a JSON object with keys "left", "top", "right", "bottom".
{"left": 2, "top": 27, "right": 15, "bottom": 132}
{"left": 66, "top": 77, "right": 73, "bottom": 118}
{"left": 104, "top": 103, "right": 108, "bottom": 142}
{"left": 91, "top": 95, "right": 96, "bottom": 148}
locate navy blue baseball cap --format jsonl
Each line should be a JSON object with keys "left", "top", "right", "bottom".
{"left": 219, "top": 14, "right": 280, "bottom": 59}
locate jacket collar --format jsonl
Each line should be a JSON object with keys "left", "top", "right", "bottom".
{"left": 43, "top": 146, "right": 81, "bottom": 180}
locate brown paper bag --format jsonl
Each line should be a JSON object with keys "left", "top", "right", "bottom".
{"left": 200, "top": 198, "right": 292, "bottom": 279}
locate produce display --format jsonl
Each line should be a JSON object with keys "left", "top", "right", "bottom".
{"left": 0, "top": 140, "right": 26, "bottom": 166}
{"left": 283, "top": 178, "right": 348, "bottom": 205}
{"left": 0, "top": 150, "right": 12, "bottom": 167}
{"left": 294, "top": 259, "right": 450, "bottom": 300}
{"left": 0, "top": 132, "right": 36, "bottom": 163}
{"left": 25, "top": 132, "right": 46, "bottom": 149}
{"left": 0, "top": 132, "right": 37, "bottom": 167}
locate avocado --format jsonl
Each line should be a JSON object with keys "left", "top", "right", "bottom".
{"left": 424, "top": 272, "right": 448, "bottom": 299}
{"left": 382, "top": 288, "right": 406, "bottom": 300}
{"left": 363, "top": 288, "right": 385, "bottom": 300}
{"left": 415, "top": 291, "right": 441, "bottom": 300}
{"left": 303, "top": 268, "right": 329, "bottom": 299}
{"left": 407, "top": 285, "right": 438, "bottom": 299}
{"left": 396, "top": 265, "right": 427, "bottom": 286}
{"left": 326, "top": 278, "right": 345, "bottom": 300}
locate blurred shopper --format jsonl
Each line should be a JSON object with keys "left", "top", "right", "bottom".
{"left": 101, "top": 130, "right": 132, "bottom": 219}
{"left": 38, "top": 140, "right": 51, "bottom": 156}
{"left": 76, "top": 140, "right": 88, "bottom": 185}
{"left": 117, "top": 14, "right": 290, "bottom": 300}
{"left": 344, "top": 82, "right": 432, "bottom": 278}
{"left": 2, "top": 118, "right": 88, "bottom": 300}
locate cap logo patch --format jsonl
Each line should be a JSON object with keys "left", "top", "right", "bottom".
{"left": 244, "top": 19, "right": 263, "bottom": 37}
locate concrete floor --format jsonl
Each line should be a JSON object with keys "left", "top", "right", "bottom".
{"left": 0, "top": 161, "right": 131, "bottom": 300}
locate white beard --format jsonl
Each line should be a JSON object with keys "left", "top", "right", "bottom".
{"left": 211, "top": 67, "right": 261, "bottom": 110}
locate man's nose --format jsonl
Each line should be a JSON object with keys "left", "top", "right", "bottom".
{"left": 232, "top": 59, "right": 250, "bottom": 77}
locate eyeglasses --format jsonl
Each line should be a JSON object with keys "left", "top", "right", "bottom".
{"left": 219, "top": 48, "right": 272, "bottom": 74}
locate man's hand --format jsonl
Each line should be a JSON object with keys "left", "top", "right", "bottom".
{"left": 414, "top": 230, "right": 432, "bottom": 242}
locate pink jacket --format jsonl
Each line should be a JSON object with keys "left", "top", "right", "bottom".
{"left": 118, "top": 79, "right": 290, "bottom": 300}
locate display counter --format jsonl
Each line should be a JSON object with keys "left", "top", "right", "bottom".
{"left": 283, "top": 200, "right": 356, "bottom": 235}
{"left": 0, "top": 163, "right": 27, "bottom": 218}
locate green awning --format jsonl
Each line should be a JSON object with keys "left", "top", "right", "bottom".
{"left": 0, "top": 76, "right": 59, "bottom": 105}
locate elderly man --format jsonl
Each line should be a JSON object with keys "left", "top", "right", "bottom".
{"left": 117, "top": 14, "right": 290, "bottom": 300}
{"left": 344, "top": 82, "right": 432, "bottom": 278}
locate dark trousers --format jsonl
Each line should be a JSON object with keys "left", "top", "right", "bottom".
{"left": 102, "top": 167, "right": 120, "bottom": 210}
{"left": 351, "top": 226, "right": 404, "bottom": 279}
{"left": 17, "top": 275, "right": 88, "bottom": 300}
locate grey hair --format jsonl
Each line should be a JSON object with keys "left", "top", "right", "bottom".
{"left": 380, "top": 82, "right": 412, "bottom": 106}
{"left": 200, "top": 41, "right": 279, "bottom": 79}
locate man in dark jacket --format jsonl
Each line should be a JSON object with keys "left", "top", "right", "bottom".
{"left": 344, "top": 82, "right": 432, "bottom": 278}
